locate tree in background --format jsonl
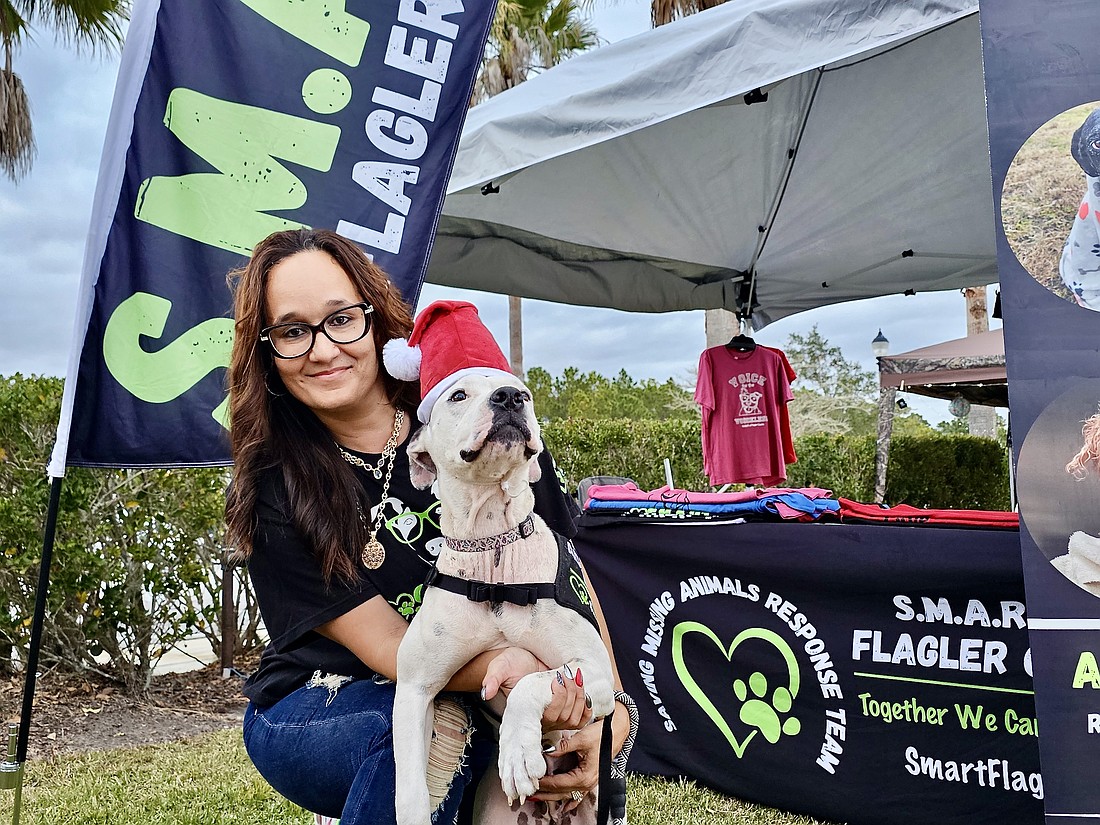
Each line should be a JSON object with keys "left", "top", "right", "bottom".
{"left": 648, "top": 0, "right": 745, "bottom": 346}
{"left": 782, "top": 325, "right": 931, "bottom": 437}
{"left": 526, "top": 366, "right": 695, "bottom": 421}
{"left": 0, "top": 375, "right": 260, "bottom": 694}
{"left": 473, "top": 0, "right": 599, "bottom": 374}
{"left": 473, "top": 0, "right": 598, "bottom": 104}
{"left": 651, "top": 0, "right": 729, "bottom": 26}
{"left": 0, "top": 0, "right": 128, "bottom": 182}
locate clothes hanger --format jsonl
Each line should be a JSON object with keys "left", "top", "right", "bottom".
{"left": 725, "top": 314, "right": 757, "bottom": 352}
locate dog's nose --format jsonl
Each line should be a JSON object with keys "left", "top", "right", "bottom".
{"left": 489, "top": 387, "right": 526, "bottom": 411}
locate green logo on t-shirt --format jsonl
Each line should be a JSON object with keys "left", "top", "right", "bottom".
{"left": 392, "top": 583, "right": 425, "bottom": 620}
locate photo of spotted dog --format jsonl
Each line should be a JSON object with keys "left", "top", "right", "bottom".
{"left": 1000, "top": 100, "right": 1100, "bottom": 306}
{"left": 1058, "top": 107, "right": 1100, "bottom": 310}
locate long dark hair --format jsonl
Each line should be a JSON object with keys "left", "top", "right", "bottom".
{"left": 224, "top": 228, "right": 418, "bottom": 583}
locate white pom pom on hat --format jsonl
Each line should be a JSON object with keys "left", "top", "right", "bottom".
{"left": 382, "top": 337, "right": 422, "bottom": 382}
{"left": 382, "top": 300, "right": 514, "bottom": 423}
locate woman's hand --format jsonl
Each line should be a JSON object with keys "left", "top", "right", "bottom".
{"left": 480, "top": 647, "right": 543, "bottom": 701}
{"left": 540, "top": 666, "right": 593, "bottom": 732}
{"left": 532, "top": 722, "right": 602, "bottom": 813}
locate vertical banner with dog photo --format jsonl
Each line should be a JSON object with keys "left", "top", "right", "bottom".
{"left": 51, "top": 0, "right": 495, "bottom": 470}
{"left": 980, "top": 0, "right": 1100, "bottom": 819}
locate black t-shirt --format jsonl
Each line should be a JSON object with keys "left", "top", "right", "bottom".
{"left": 242, "top": 432, "right": 580, "bottom": 707}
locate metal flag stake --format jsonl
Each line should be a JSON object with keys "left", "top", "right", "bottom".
{"left": 1, "top": 722, "right": 24, "bottom": 825}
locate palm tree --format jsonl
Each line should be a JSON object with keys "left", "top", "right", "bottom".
{"left": 651, "top": 0, "right": 728, "bottom": 27}
{"left": 1, "top": 1, "right": 128, "bottom": 182}
{"left": 473, "top": 0, "right": 598, "bottom": 376}
{"left": 473, "top": 0, "right": 598, "bottom": 105}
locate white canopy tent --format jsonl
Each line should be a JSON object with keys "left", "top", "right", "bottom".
{"left": 426, "top": 0, "right": 996, "bottom": 327}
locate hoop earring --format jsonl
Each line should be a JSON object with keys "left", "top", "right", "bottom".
{"left": 265, "top": 373, "right": 285, "bottom": 398}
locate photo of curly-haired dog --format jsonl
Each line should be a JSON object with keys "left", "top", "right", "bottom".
{"left": 1057, "top": 407, "right": 1100, "bottom": 596}
{"left": 1017, "top": 381, "right": 1100, "bottom": 600}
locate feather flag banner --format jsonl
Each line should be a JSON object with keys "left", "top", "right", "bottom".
{"left": 51, "top": 0, "right": 495, "bottom": 471}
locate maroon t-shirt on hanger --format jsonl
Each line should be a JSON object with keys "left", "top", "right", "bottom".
{"left": 695, "top": 345, "right": 795, "bottom": 486}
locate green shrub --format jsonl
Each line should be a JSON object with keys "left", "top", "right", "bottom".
{"left": 543, "top": 419, "right": 706, "bottom": 494}
{"left": 784, "top": 434, "right": 875, "bottom": 500}
{"left": 0, "top": 375, "right": 259, "bottom": 693}
{"left": 545, "top": 419, "right": 1011, "bottom": 510}
{"left": 886, "top": 435, "right": 1011, "bottom": 510}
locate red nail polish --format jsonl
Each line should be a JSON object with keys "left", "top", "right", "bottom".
{"left": 575, "top": 668, "right": 584, "bottom": 687}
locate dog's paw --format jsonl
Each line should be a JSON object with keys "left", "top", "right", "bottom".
{"left": 497, "top": 734, "right": 546, "bottom": 803}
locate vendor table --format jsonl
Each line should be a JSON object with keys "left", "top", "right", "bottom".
{"left": 575, "top": 518, "right": 1041, "bottom": 825}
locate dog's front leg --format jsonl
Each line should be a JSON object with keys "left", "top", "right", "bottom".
{"left": 497, "top": 642, "right": 617, "bottom": 805}
{"left": 496, "top": 667, "right": 557, "bottom": 804}
{"left": 394, "top": 598, "right": 495, "bottom": 825}
{"left": 393, "top": 659, "right": 438, "bottom": 825}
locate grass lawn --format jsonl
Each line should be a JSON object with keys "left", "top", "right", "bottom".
{"left": 1, "top": 728, "right": 833, "bottom": 825}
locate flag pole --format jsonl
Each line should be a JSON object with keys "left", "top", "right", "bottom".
{"left": 1, "top": 474, "right": 64, "bottom": 825}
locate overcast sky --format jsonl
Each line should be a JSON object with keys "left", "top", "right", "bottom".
{"left": 0, "top": 0, "right": 997, "bottom": 425}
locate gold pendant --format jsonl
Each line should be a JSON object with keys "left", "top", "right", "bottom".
{"left": 362, "top": 539, "right": 386, "bottom": 570}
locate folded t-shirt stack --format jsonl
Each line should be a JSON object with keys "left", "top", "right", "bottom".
{"left": 582, "top": 482, "right": 840, "bottom": 522}
{"left": 837, "top": 498, "right": 1019, "bottom": 529}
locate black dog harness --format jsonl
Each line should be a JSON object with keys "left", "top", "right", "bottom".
{"left": 425, "top": 519, "right": 599, "bottom": 632}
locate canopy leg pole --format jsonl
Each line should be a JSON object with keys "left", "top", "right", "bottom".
{"left": 874, "top": 387, "right": 897, "bottom": 504}
{"left": 3, "top": 475, "right": 65, "bottom": 825}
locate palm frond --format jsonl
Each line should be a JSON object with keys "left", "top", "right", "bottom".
{"left": 7, "top": 0, "right": 129, "bottom": 52}
{"left": 652, "top": 0, "right": 727, "bottom": 27}
{"left": 0, "top": 66, "right": 36, "bottom": 182}
{"left": 1, "top": 2, "right": 30, "bottom": 46}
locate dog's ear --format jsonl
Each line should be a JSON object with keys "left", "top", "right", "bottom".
{"left": 1071, "top": 110, "right": 1100, "bottom": 176}
{"left": 1072, "top": 121, "right": 1088, "bottom": 173}
{"left": 407, "top": 427, "right": 438, "bottom": 489}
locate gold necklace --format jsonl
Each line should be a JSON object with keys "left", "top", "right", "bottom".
{"left": 337, "top": 408, "right": 404, "bottom": 570}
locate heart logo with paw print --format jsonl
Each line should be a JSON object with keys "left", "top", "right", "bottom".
{"left": 671, "top": 622, "right": 801, "bottom": 757}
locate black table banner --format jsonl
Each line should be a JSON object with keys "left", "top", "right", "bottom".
{"left": 576, "top": 520, "right": 1041, "bottom": 825}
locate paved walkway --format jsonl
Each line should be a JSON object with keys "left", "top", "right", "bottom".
{"left": 153, "top": 634, "right": 218, "bottom": 675}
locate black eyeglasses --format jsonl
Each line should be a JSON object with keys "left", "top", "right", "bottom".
{"left": 260, "top": 303, "right": 374, "bottom": 359}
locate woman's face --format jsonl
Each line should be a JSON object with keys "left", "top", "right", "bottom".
{"left": 264, "top": 249, "right": 386, "bottom": 421}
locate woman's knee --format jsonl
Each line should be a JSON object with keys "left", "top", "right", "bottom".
{"left": 242, "top": 682, "right": 398, "bottom": 815}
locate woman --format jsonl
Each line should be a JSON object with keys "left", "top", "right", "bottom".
{"left": 224, "top": 228, "right": 629, "bottom": 824}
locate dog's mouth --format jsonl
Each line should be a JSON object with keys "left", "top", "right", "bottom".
{"left": 459, "top": 414, "right": 535, "bottom": 463}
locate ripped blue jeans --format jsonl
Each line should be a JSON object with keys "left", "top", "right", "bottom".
{"left": 243, "top": 676, "right": 490, "bottom": 825}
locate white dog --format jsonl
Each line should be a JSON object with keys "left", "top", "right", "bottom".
{"left": 392, "top": 373, "right": 617, "bottom": 825}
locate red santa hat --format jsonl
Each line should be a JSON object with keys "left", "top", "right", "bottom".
{"left": 382, "top": 300, "right": 515, "bottom": 423}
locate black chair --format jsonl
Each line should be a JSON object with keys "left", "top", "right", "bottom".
{"left": 576, "top": 475, "right": 636, "bottom": 508}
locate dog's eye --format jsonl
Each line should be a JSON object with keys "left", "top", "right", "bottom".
{"left": 448, "top": 389, "right": 467, "bottom": 402}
